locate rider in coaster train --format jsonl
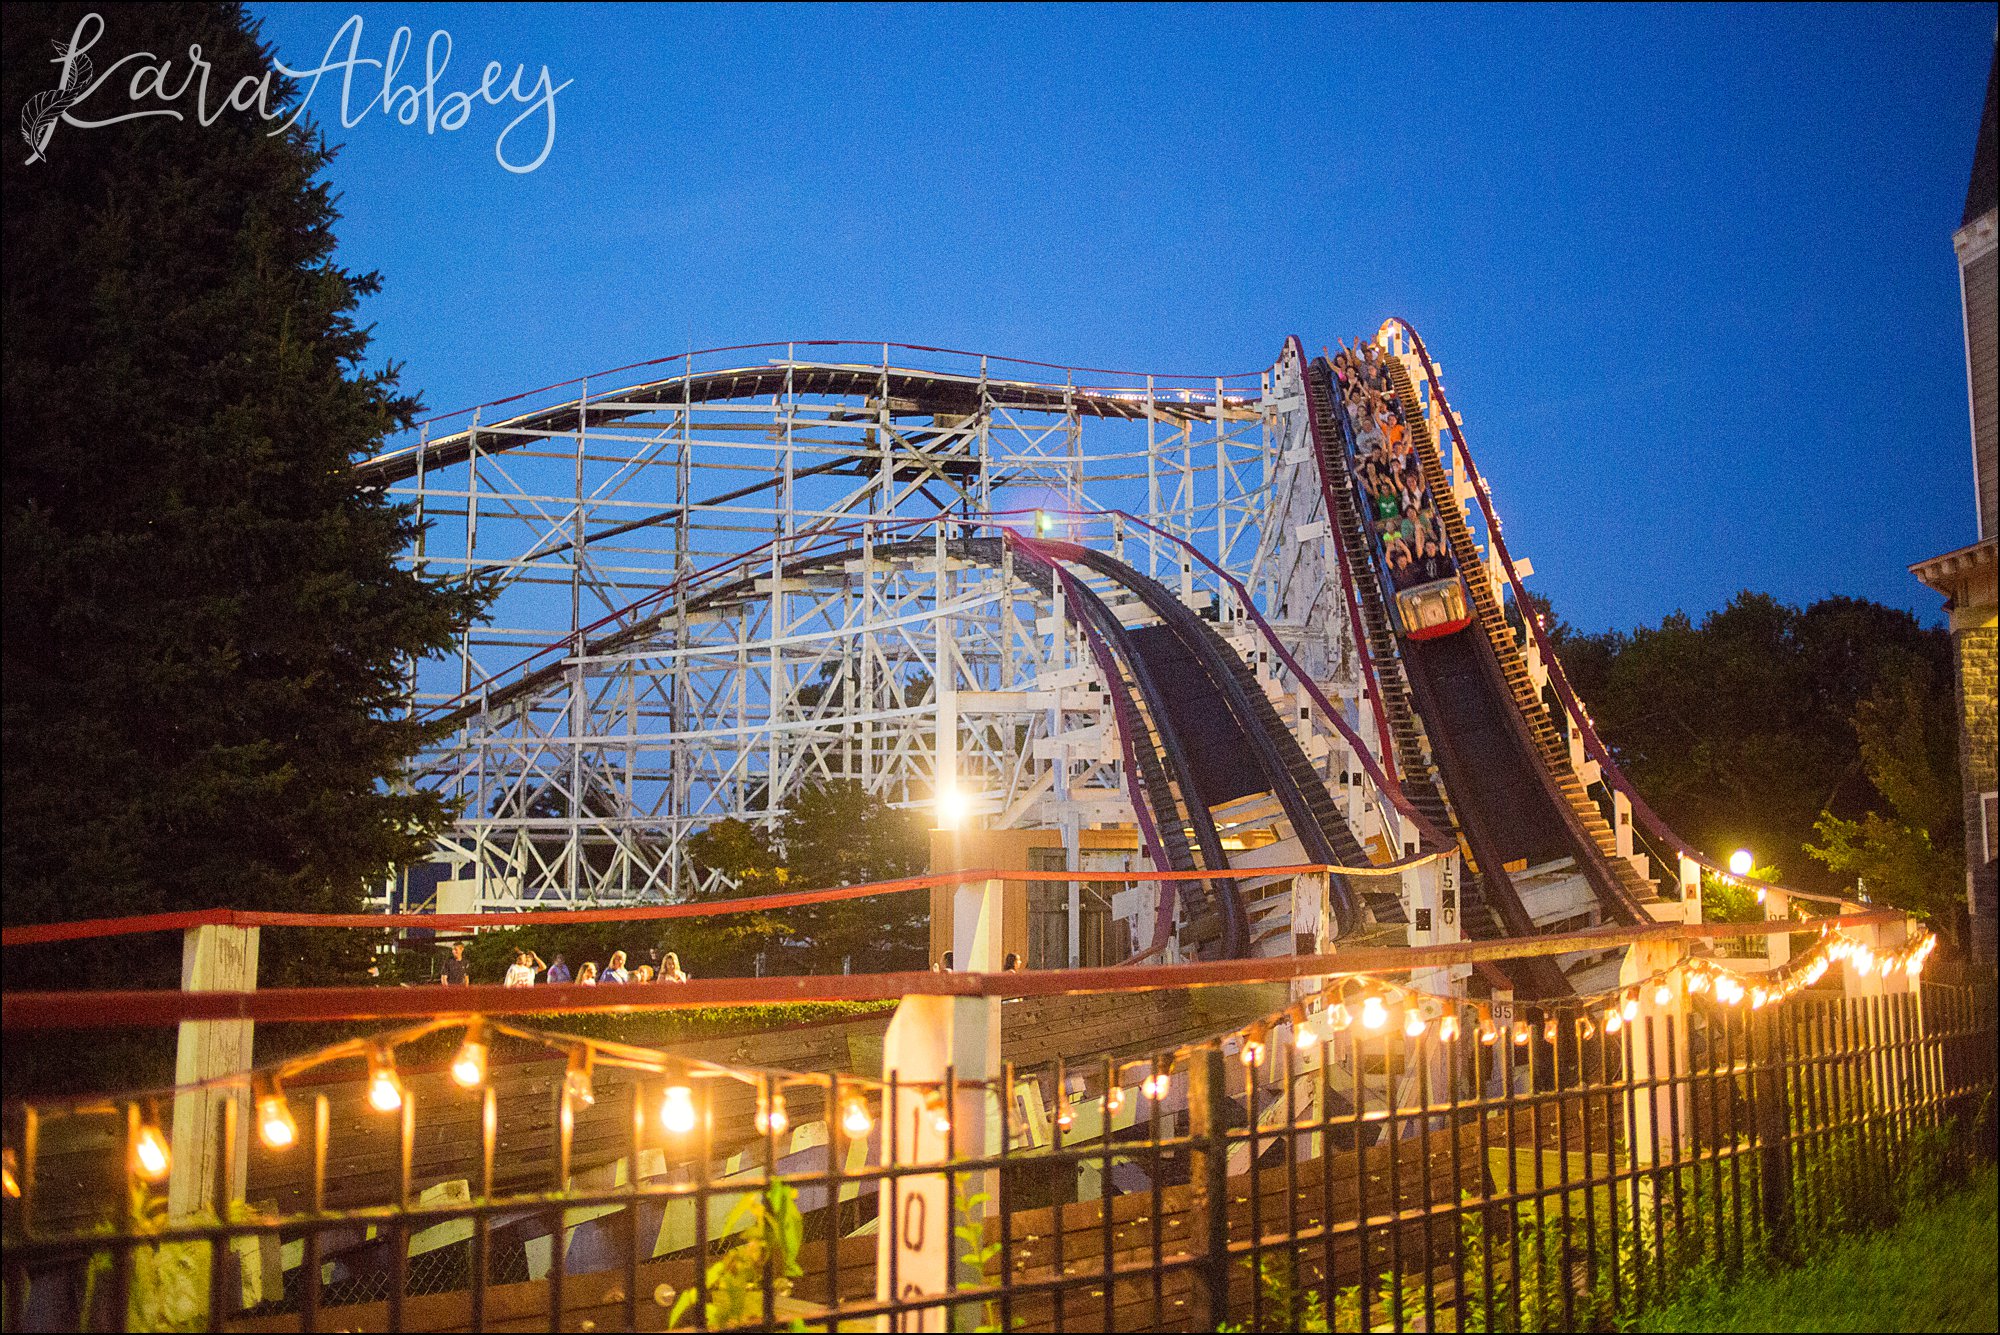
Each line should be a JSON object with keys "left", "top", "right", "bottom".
{"left": 1331, "top": 342, "right": 1472, "bottom": 640}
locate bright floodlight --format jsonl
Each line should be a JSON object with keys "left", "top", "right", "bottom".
{"left": 936, "top": 786, "right": 971, "bottom": 829}
{"left": 1035, "top": 509, "right": 1054, "bottom": 534}
{"left": 1728, "top": 849, "right": 1754, "bottom": 877}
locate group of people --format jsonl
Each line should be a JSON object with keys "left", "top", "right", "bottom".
{"left": 436, "top": 941, "right": 690, "bottom": 987}
{"left": 1330, "top": 341, "right": 1455, "bottom": 592}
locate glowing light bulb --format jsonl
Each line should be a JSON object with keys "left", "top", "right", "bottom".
{"left": 1294, "top": 1019, "right": 1319, "bottom": 1050}
{"left": 1750, "top": 987, "right": 1769, "bottom": 1010}
{"left": 1438, "top": 1015, "right": 1460, "bottom": 1043}
{"left": 660, "top": 1085, "right": 697, "bottom": 1135}
{"left": 929, "top": 1098, "right": 952, "bottom": 1135}
{"left": 1578, "top": 1017, "right": 1596, "bottom": 1039}
{"left": 1105, "top": 1083, "right": 1125, "bottom": 1114}
{"left": 1906, "top": 955, "right": 1923, "bottom": 978}
{"left": 1239, "top": 1028, "right": 1267, "bottom": 1067}
{"left": 1404, "top": 1008, "right": 1427, "bottom": 1039}
{"left": 452, "top": 1023, "right": 489, "bottom": 1089}
{"left": 256, "top": 1085, "right": 297, "bottom": 1151}
{"left": 1605, "top": 1009, "right": 1623, "bottom": 1035}
{"left": 841, "top": 1097, "right": 873, "bottom": 1138}
{"left": 1055, "top": 1096, "right": 1076, "bottom": 1130}
{"left": 1621, "top": 994, "right": 1640, "bottom": 1023}
{"left": 1728, "top": 849, "right": 1754, "bottom": 877}
{"left": 1360, "top": 996, "right": 1389, "bottom": 1031}
{"left": 367, "top": 1049, "right": 403, "bottom": 1114}
{"left": 1755, "top": 887, "right": 1767, "bottom": 905}
{"left": 1512, "top": 1021, "right": 1530, "bottom": 1046}
{"left": 1142, "top": 1067, "right": 1170, "bottom": 1100}
{"left": 756, "top": 1092, "right": 789, "bottom": 1136}
{"left": 1328, "top": 1003, "right": 1353, "bottom": 1032}
{"left": 1653, "top": 981, "right": 1673, "bottom": 1008}
{"left": 1, "top": 1148, "right": 18, "bottom": 1199}
{"left": 133, "top": 1120, "right": 170, "bottom": 1182}
{"left": 1478, "top": 1021, "right": 1498, "bottom": 1046}
{"left": 1542, "top": 1017, "right": 1558, "bottom": 1044}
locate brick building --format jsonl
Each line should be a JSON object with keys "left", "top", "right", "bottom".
{"left": 1913, "top": 32, "right": 1998, "bottom": 963}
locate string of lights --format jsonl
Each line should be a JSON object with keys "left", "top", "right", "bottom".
{"left": 1200, "top": 923, "right": 1938, "bottom": 1077}
{"left": 0, "top": 923, "right": 1933, "bottom": 1195}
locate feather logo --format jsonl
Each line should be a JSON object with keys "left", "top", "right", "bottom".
{"left": 21, "top": 38, "right": 93, "bottom": 165}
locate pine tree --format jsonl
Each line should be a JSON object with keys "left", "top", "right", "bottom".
{"left": 2, "top": 3, "right": 492, "bottom": 1089}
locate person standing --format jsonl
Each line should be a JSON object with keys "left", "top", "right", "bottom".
{"left": 503, "top": 950, "right": 543, "bottom": 987}
{"left": 603, "top": 951, "right": 630, "bottom": 983}
{"left": 440, "top": 942, "right": 470, "bottom": 987}
{"left": 545, "top": 953, "right": 572, "bottom": 984}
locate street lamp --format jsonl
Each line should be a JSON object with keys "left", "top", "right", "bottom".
{"left": 1728, "top": 848, "right": 1754, "bottom": 877}
{"left": 936, "top": 785, "right": 971, "bottom": 830}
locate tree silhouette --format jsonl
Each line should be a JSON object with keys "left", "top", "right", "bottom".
{"left": 1, "top": 2, "right": 493, "bottom": 1093}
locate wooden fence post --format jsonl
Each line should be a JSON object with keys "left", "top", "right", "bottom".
{"left": 160, "top": 922, "right": 258, "bottom": 1324}
{"left": 169, "top": 922, "right": 258, "bottom": 1221}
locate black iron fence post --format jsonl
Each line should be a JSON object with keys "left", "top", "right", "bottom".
{"left": 1189, "top": 1044, "right": 1230, "bottom": 1330}
{"left": 1752, "top": 1007, "right": 1793, "bottom": 1262}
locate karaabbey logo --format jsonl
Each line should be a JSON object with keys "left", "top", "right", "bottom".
{"left": 20, "top": 11, "right": 571, "bottom": 173}
{"left": 19, "top": 36, "right": 91, "bottom": 165}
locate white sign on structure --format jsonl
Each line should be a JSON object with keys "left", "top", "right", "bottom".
{"left": 876, "top": 875, "right": 1001, "bottom": 1331}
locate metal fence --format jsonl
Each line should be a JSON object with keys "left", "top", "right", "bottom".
{"left": 3, "top": 968, "right": 1994, "bottom": 1333}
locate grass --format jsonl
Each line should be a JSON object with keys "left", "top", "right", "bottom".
{"left": 1639, "top": 1162, "right": 1999, "bottom": 1333}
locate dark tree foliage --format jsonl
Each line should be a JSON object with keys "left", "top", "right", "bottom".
{"left": 433, "top": 784, "right": 930, "bottom": 983}
{"left": 1806, "top": 652, "right": 1966, "bottom": 924}
{"left": 679, "top": 783, "right": 931, "bottom": 975}
{"left": 781, "top": 781, "right": 931, "bottom": 972}
{"left": 1545, "top": 591, "right": 1952, "bottom": 897}
{"left": 1, "top": 3, "right": 491, "bottom": 1089}
{"left": 668, "top": 818, "right": 796, "bottom": 977}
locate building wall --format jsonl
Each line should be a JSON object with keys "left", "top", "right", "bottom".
{"left": 926, "top": 827, "right": 1140, "bottom": 967}
{"left": 1960, "top": 231, "right": 1997, "bottom": 539}
{"left": 1957, "top": 600, "right": 1999, "bottom": 958}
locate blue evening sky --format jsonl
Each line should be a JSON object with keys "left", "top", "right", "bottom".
{"left": 245, "top": 2, "right": 1996, "bottom": 634}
